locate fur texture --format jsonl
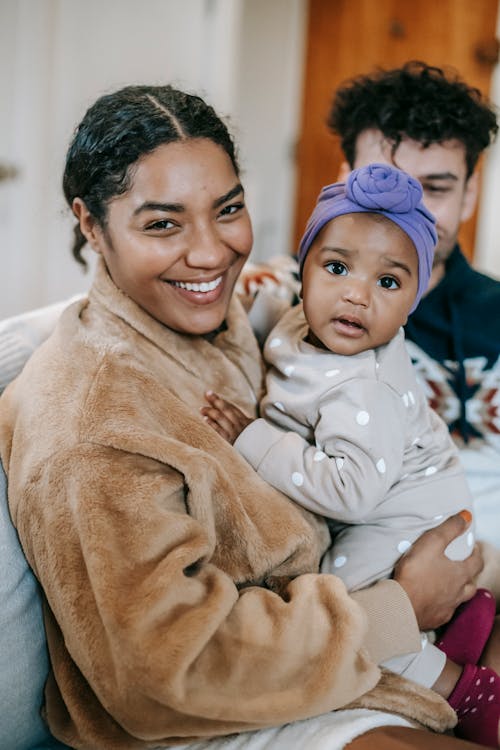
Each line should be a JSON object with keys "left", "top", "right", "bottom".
{"left": 0, "top": 261, "right": 455, "bottom": 748}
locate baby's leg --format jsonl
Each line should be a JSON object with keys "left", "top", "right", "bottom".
{"left": 481, "top": 616, "right": 500, "bottom": 674}
{"left": 445, "top": 663, "right": 500, "bottom": 747}
{"left": 320, "top": 523, "right": 420, "bottom": 590}
{"left": 383, "top": 636, "right": 500, "bottom": 746}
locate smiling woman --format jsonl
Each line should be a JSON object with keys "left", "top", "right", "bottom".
{"left": 0, "top": 84, "right": 487, "bottom": 750}
{"left": 73, "top": 139, "right": 253, "bottom": 335}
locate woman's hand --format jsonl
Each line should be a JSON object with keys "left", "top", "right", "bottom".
{"left": 393, "top": 511, "right": 484, "bottom": 631}
{"left": 201, "top": 391, "right": 254, "bottom": 444}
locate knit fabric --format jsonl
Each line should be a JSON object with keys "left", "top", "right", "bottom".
{"left": 297, "top": 163, "right": 437, "bottom": 311}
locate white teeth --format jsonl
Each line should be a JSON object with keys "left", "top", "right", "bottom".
{"left": 171, "top": 276, "right": 222, "bottom": 292}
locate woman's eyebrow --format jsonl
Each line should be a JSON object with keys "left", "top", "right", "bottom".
{"left": 133, "top": 201, "right": 184, "bottom": 215}
{"left": 213, "top": 183, "right": 244, "bottom": 209}
{"left": 132, "top": 184, "right": 244, "bottom": 216}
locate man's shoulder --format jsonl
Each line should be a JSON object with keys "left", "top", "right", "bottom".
{"left": 445, "top": 247, "right": 500, "bottom": 302}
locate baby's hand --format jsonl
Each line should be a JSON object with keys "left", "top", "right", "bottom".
{"left": 201, "top": 391, "right": 254, "bottom": 444}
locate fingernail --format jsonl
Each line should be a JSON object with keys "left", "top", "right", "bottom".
{"left": 206, "top": 390, "right": 213, "bottom": 396}
{"left": 459, "top": 509, "right": 473, "bottom": 525}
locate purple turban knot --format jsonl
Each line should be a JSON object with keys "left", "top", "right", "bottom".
{"left": 297, "top": 163, "right": 438, "bottom": 312}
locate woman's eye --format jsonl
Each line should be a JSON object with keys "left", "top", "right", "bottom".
{"left": 378, "top": 276, "right": 400, "bottom": 289}
{"left": 219, "top": 202, "right": 244, "bottom": 218}
{"left": 145, "top": 219, "right": 175, "bottom": 231}
{"left": 325, "top": 261, "right": 347, "bottom": 275}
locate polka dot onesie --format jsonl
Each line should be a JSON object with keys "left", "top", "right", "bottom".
{"left": 234, "top": 303, "right": 474, "bottom": 593}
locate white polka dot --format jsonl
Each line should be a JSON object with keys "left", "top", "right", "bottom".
{"left": 269, "top": 337, "right": 282, "bottom": 348}
{"left": 478, "top": 693, "right": 483, "bottom": 700}
{"left": 397, "top": 540, "right": 412, "bottom": 554}
{"left": 292, "top": 472, "right": 304, "bottom": 487}
{"left": 356, "top": 410, "right": 370, "bottom": 426}
{"left": 467, "top": 531, "right": 474, "bottom": 547}
{"left": 490, "top": 676, "right": 495, "bottom": 683}
{"left": 402, "top": 394, "right": 409, "bottom": 407}
{"left": 333, "top": 555, "right": 347, "bottom": 568}
{"left": 335, "top": 457, "right": 344, "bottom": 470}
{"left": 313, "top": 450, "right": 327, "bottom": 462}
{"left": 284, "top": 365, "right": 295, "bottom": 377}
{"left": 376, "top": 458, "right": 386, "bottom": 474}
{"left": 425, "top": 466, "right": 437, "bottom": 476}
{"left": 274, "top": 402, "right": 285, "bottom": 412}
{"left": 475, "top": 679, "right": 481, "bottom": 686}
{"left": 465, "top": 696, "right": 470, "bottom": 702}
{"left": 489, "top": 694, "right": 495, "bottom": 701}
{"left": 325, "top": 369, "right": 340, "bottom": 378}
{"left": 485, "top": 592, "right": 493, "bottom": 599}
{"left": 434, "top": 514, "right": 444, "bottom": 521}
{"left": 471, "top": 707, "right": 477, "bottom": 713}
{"left": 408, "top": 391, "right": 415, "bottom": 405}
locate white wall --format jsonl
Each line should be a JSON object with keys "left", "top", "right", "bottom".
{"left": 233, "top": 0, "right": 307, "bottom": 263}
{"left": 1, "top": 0, "right": 499, "bottom": 319}
{"left": 0, "top": 0, "right": 306, "bottom": 317}
{"left": 475, "top": 7, "right": 500, "bottom": 280}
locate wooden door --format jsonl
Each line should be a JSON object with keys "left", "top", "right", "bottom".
{"left": 293, "top": 0, "right": 499, "bottom": 259}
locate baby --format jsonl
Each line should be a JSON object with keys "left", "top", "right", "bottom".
{"left": 202, "top": 163, "right": 500, "bottom": 746}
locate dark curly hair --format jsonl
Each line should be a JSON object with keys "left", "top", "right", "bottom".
{"left": 328, "top": 61, "right": 498, "bottom": 178}
{"left": 63, "top": 84, "right": 239, "bottom": 267}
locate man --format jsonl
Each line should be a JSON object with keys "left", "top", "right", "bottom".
{"left": 329, "top": 61, "right": 500, "bottom": 545}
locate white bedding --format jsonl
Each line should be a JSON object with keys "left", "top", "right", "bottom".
{"left": 177, "top": 709, "right": 417, "bottom": 750}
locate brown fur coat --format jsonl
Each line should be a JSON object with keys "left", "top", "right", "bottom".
{"left": 0, "top": 261, "right": 455, "bottom": 748}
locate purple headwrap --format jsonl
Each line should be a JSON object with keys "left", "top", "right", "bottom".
{"left": 298, "top": 163, "right": 437, "bottom": 312}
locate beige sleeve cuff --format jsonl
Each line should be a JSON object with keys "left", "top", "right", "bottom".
{"left": 351, "top": 578, "right": 422, "bottom": 664}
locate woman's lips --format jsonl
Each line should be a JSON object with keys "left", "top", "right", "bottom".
{"left": 170, "top": 276, "right": 223, "bottom": 293}
{"left": 165, "top": 274, "right": 225, "bottom": 305}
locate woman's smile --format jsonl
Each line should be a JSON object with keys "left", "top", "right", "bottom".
{"left": 168, "top": 275, "right": 223, "bottom": 293}
{"left": 165, "top": 273, "right": 225, "bottom": 305}
{"left": 88, "top": 138, "right": 253, "bottom": 335}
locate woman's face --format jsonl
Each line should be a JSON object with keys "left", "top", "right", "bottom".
{"left": 79, "top": 138, "right": 253, "bottom": 335}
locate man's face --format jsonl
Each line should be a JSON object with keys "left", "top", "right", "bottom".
{"left": 350, "top": 129, "right": 478, "bottom": 289}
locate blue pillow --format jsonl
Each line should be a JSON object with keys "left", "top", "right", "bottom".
{"left": 0, "top": 459, "right": 69, "bottom": 749}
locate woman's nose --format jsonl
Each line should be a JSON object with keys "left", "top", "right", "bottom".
{"left": 185, "top": 224, "right": 227, "bottom": 268}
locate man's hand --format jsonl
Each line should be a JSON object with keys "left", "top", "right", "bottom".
{"left": 200, "top": 391, "right": 254, "bottom": 445}
{"left": 393, "top": 511, "right": 484, "bottom": 631}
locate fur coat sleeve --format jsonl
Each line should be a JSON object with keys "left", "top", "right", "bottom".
{"left": 0, "top": 262, "right": 454, "bottom": 748}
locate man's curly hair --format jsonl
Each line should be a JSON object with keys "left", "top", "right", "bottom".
{"left": 328, "top": 61, "right": 498, "bottom": 177}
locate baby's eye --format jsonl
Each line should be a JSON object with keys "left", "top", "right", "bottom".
{"left": 378, "top": 276, "right": 400, "bottom": 290}
{"left": 325, "top": 261, "right": 347, "bottom": 275}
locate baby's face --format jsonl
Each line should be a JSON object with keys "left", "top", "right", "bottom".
{"left": 301, "top": 212, "right": 418, "bottom": 355}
